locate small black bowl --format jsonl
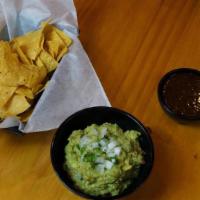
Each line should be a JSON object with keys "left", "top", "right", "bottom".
{"left": 158, "top": 68, "right": 200, "bottom": 122}
{"left": 51, "top": 106, "right": 154, "bottom": 200}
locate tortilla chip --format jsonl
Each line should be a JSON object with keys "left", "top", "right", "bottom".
{"left": 42, "top": 23, "right": 72, "bottom": 59}
{"left": 0, "top": 109, "right": 6, "bottom": 120}
{"left": 38, "top": 50, "right": 58, "bottom": 72}
{"left": 0, "top": 41, "right": 47, "bottom": 88}
{"left": 11, "top": 28, "right": 44, "bottom": 61}
{"left": 4, "top": 94, "right": 30, "bottom": 116}
{"left": 40, "top": 19, "right": 52, "bottom": 28}
{"left": 0, "top": 20, "right": 73, "bottom": 122}
{"left": 45, "top": 40, "right": 59, "bottom": 58}
{"left": 23, "top": 65, "right": 47, "bottom": 89}
{"left": 0, "top": 85, "right": 17, "bottom": 107}
{"left": 44, "top": 26, "right": 64, "bottom": 46}
{"left": 52, "top": 26, "right": 72, "bottom": 47}
{"left": 10, "top": 41, "right": 32, "bottom": 64}
{"left": 15, "top": 86, "right": 34, "bottom": 99}
{"left": 57, "top": 46, "right": 68, "bottom": 62}
{"left": 43, "top": 26, "right": 66, "bottom": 55}
{"left": 32, "top": 84, "right": 44, "bottom": 95}
{"left": 18, "top": 108, "right": 33, "bottom": 122}
{"left": 36, "top": 81, "right": 49, "bottom": 95}
{"left": 35, "top": 56, "right": 45, "bottom": 67}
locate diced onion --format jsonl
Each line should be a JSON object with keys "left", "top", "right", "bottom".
{"left": 105, "top": 160, "right": 113, "bottom": 169}
{"left": 108, "top": 141, "right": 117, "bottom": 150}
{"left": 100, "top": 127, "right": 107, "bottom": 138}
{"left": 99, "top": 139, "right": 106, "bottom": 147}
{"left": 91, "top": 142, "right": 99, "bottom": 148}
{"left": 101, "top": 146, "right": 107, "bottom": 152}
{"left": 95, "top": 157, "right": 105, "bottom": 164}
{"left": 107, "top": 151, "right": 115, "bottom": 157}
{"left": 80, "top": 136, "right": 90, "bottom": 147}
{"left": 114, "top": 147, "right": 121, "bottom": 155}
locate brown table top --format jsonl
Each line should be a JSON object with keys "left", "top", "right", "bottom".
{"left": 1, "top": 0, "right": 200, "bottom": 199}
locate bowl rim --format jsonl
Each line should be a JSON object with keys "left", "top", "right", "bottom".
{"left": 50, "top": 106, "right": 154, "bottom": 200}
{"left": 157, "top": 68, "right": 200, "bottom": 121}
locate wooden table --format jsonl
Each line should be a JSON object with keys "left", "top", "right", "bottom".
{"left": 1, "top": 0, "right": 200, "bottom": 199}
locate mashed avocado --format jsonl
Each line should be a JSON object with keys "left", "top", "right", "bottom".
{"left": 64, "top": 123, "right": 144, "bottom": 197}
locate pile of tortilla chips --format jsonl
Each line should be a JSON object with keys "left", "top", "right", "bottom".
{"left": 0, "top": 21, "right": 72, "bottom": 122}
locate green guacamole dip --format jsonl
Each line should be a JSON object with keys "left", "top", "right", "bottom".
{"left": 64, "top": 123, "right": 144, "bottom": 197}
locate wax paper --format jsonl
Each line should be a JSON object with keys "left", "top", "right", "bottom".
{"left": 0, "top": 0, "right": 110, "bottom": 133}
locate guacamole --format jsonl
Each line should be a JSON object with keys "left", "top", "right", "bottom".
{"left": 64, "top": 123, "right": 144, "bottom": 197}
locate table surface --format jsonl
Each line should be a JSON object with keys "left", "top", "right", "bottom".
{"left": 1, "top": 0, "right": 200, "bottom": 199}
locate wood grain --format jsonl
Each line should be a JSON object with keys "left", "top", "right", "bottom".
{"left": 1, "top": 0, "right": 200, "bottom": 199}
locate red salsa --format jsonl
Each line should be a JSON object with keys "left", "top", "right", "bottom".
{"left": 163, "top": 72, "right": 200, "bottom": 117}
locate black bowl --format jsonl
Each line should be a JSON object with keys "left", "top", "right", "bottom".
{"left": 158, "top": 68, "right": 200, "bottom": 122}
{"left": 51, "top": 106, "right": 154, "bottom": 200}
